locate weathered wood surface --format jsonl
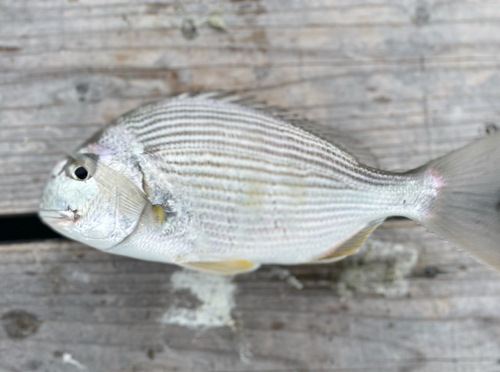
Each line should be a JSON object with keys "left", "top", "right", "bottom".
{"left": 2, "top": 0, "right": 500, "bottom": 214}
{"left": 1, "top": 226, "right": 500, "bottom": 372}
{"left": 2, "top": 0, "right": 500, "bottom": 371}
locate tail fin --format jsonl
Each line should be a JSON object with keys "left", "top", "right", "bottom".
{"left": 418, "top": 132, "right": 500, "bottom": 270}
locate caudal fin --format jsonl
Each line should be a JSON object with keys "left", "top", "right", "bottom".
{"left": 418, "top": 132, "right": 500, "bottom": 270}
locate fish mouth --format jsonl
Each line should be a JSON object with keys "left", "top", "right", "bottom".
{"left": 39, "top": 208, "right": 78, "bottom": 224}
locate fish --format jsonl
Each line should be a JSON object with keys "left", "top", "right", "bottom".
{"left": 39, "top": 92, "right": 500, "bottom": 275}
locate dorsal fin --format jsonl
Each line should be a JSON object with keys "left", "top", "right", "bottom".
{"left": 174, "top": 91, "right": 379, "bottom": 168}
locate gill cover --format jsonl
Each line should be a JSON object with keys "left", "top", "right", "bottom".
{"left": 70, "top": 152, "right": 157, "bottom": 227}
{"left": 40, "top": 151, "right": 159, "bottom": 250}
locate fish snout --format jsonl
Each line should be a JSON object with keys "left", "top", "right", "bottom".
{"left": 38, "top": 207, "right": 78, "bottom": 227}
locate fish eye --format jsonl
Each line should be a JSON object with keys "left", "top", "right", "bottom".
{"left": 65, "top": 160, "right": 92, "bottom": 181}
{"left": 72, "top": 166, "right": 91, "bottom": 181}
{"left": 74, "top": 166, "right": 88, "bottom": 180}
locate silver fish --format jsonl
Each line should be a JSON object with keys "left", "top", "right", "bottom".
{"left": 39, "top": 92, "right": 500, "bottom": 275}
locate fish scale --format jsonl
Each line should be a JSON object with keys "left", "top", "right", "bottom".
{"left": 113, "top": 97, "right": 429, "bottom": 263}
{"left": 127, "top": 101, "right": 393, "bottom": 187}
{"left": 39, "top": 93, "right": 500, "bottom": 275}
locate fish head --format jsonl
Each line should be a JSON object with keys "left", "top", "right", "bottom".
{"left": 39, "top": 153, "right": 143, "bottom": 250}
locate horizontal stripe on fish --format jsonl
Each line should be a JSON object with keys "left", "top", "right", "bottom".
{"left": 193, "top": 208, "right": 386, "bottom": 228}
{"left": 192, "top": 202, "right": 394, "bottom": 221}
{"left": 175, "top": 189, "right": 395, "bottom": 220}
{"left": 161, "top": 161, "right": 334, "bottom": 186}
{"left": 124, "top": 102, "right": 355, "bottom": 181}
{"left": 125, "top": 101, "right": 319, "bottom": 139}
{"left": 127, "top": 110, "right": 372, "bottom": 177}
{"left": 124, "top": 99, "right": 343, "bottom": 155}
{"left": 158, "top": 164, "right": 347, "bottom": 189}
{"left": 194, "top": 225, "right": 359, "bottom": 245}
{"left": 155, "top": 163, "right": 402, "bottom": 204}
{"left": 123, "top": 102, "right": 391, "bottom": 180}
{"left": 130, "top": 111, "right": 352, "bottom": 162}
{"left": 192, "top": 219, "right": 358, "bottom": 241}
{"left": 150, "top": 147, "right": 394, "bottom": 186}
{"left": 145, "top": 138, "right": 390, "bottom": 187}
{"left": 123, "top": 101, "right": 404, "bottom": 190}
{"left": 188, "top": 225, "right": 363, "bottom": 254}
{"left": 138, "top": 124, "right": 349, "bottom": 169}
{"left": 157, "top": 163, "right": 385, "bottom": 194}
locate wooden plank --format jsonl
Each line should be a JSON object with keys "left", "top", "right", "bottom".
{"left": 2, "top": 2, "right": 500, "bottom": 370}
{"left": 2, "top": 0, "right": 500, "bottom": 214}
{"left": 0, "top": 226, "right": 500, "bottom": 372}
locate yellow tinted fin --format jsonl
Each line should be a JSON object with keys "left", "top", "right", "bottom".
{"left": 182, "top": 260, "right": 259, "bottom": 276}
{"left": 313, "top": 221, "right": 382, "bottom": 263}
{"left": 152, "top": 205, "right": 164, "bottom": 226}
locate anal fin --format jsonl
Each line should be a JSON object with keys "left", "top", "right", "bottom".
{"left": 182, "top": 260, "right": 259, "bottom": 276}
{"left": 312, "top": 221, "right": 383, "bottom": 263}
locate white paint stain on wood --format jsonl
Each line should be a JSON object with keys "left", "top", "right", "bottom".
{"left": 337, "top": 239, "right": 419, "bottom": 298}
{"left": 62, "top": 353, "right": 88, "bottom": 371}
{"left": 161, "top": 270, "right": 237, "bottom": 329}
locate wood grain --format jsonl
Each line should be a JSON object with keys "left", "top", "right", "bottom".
{"left": 2, "top": 1, "right": 500, "bottom": 371}
{"left": 2, "top": 0, "right": 500, "bottom": 214}
{"left": 1, "top": 226, "right": 500, "bottom": 372}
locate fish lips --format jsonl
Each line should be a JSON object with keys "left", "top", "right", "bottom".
{"left": 39, "top": 208, "right": 77, "bottom": 227}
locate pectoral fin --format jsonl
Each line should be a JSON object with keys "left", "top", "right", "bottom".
{"left": 182, "top": 260, "right": 260, "bottom": 276}
{"left": 312, "top": 221, "right": 383, "bottom": 263}
{"left": 151, "top": 205, "right": 164, "bottom": 226}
